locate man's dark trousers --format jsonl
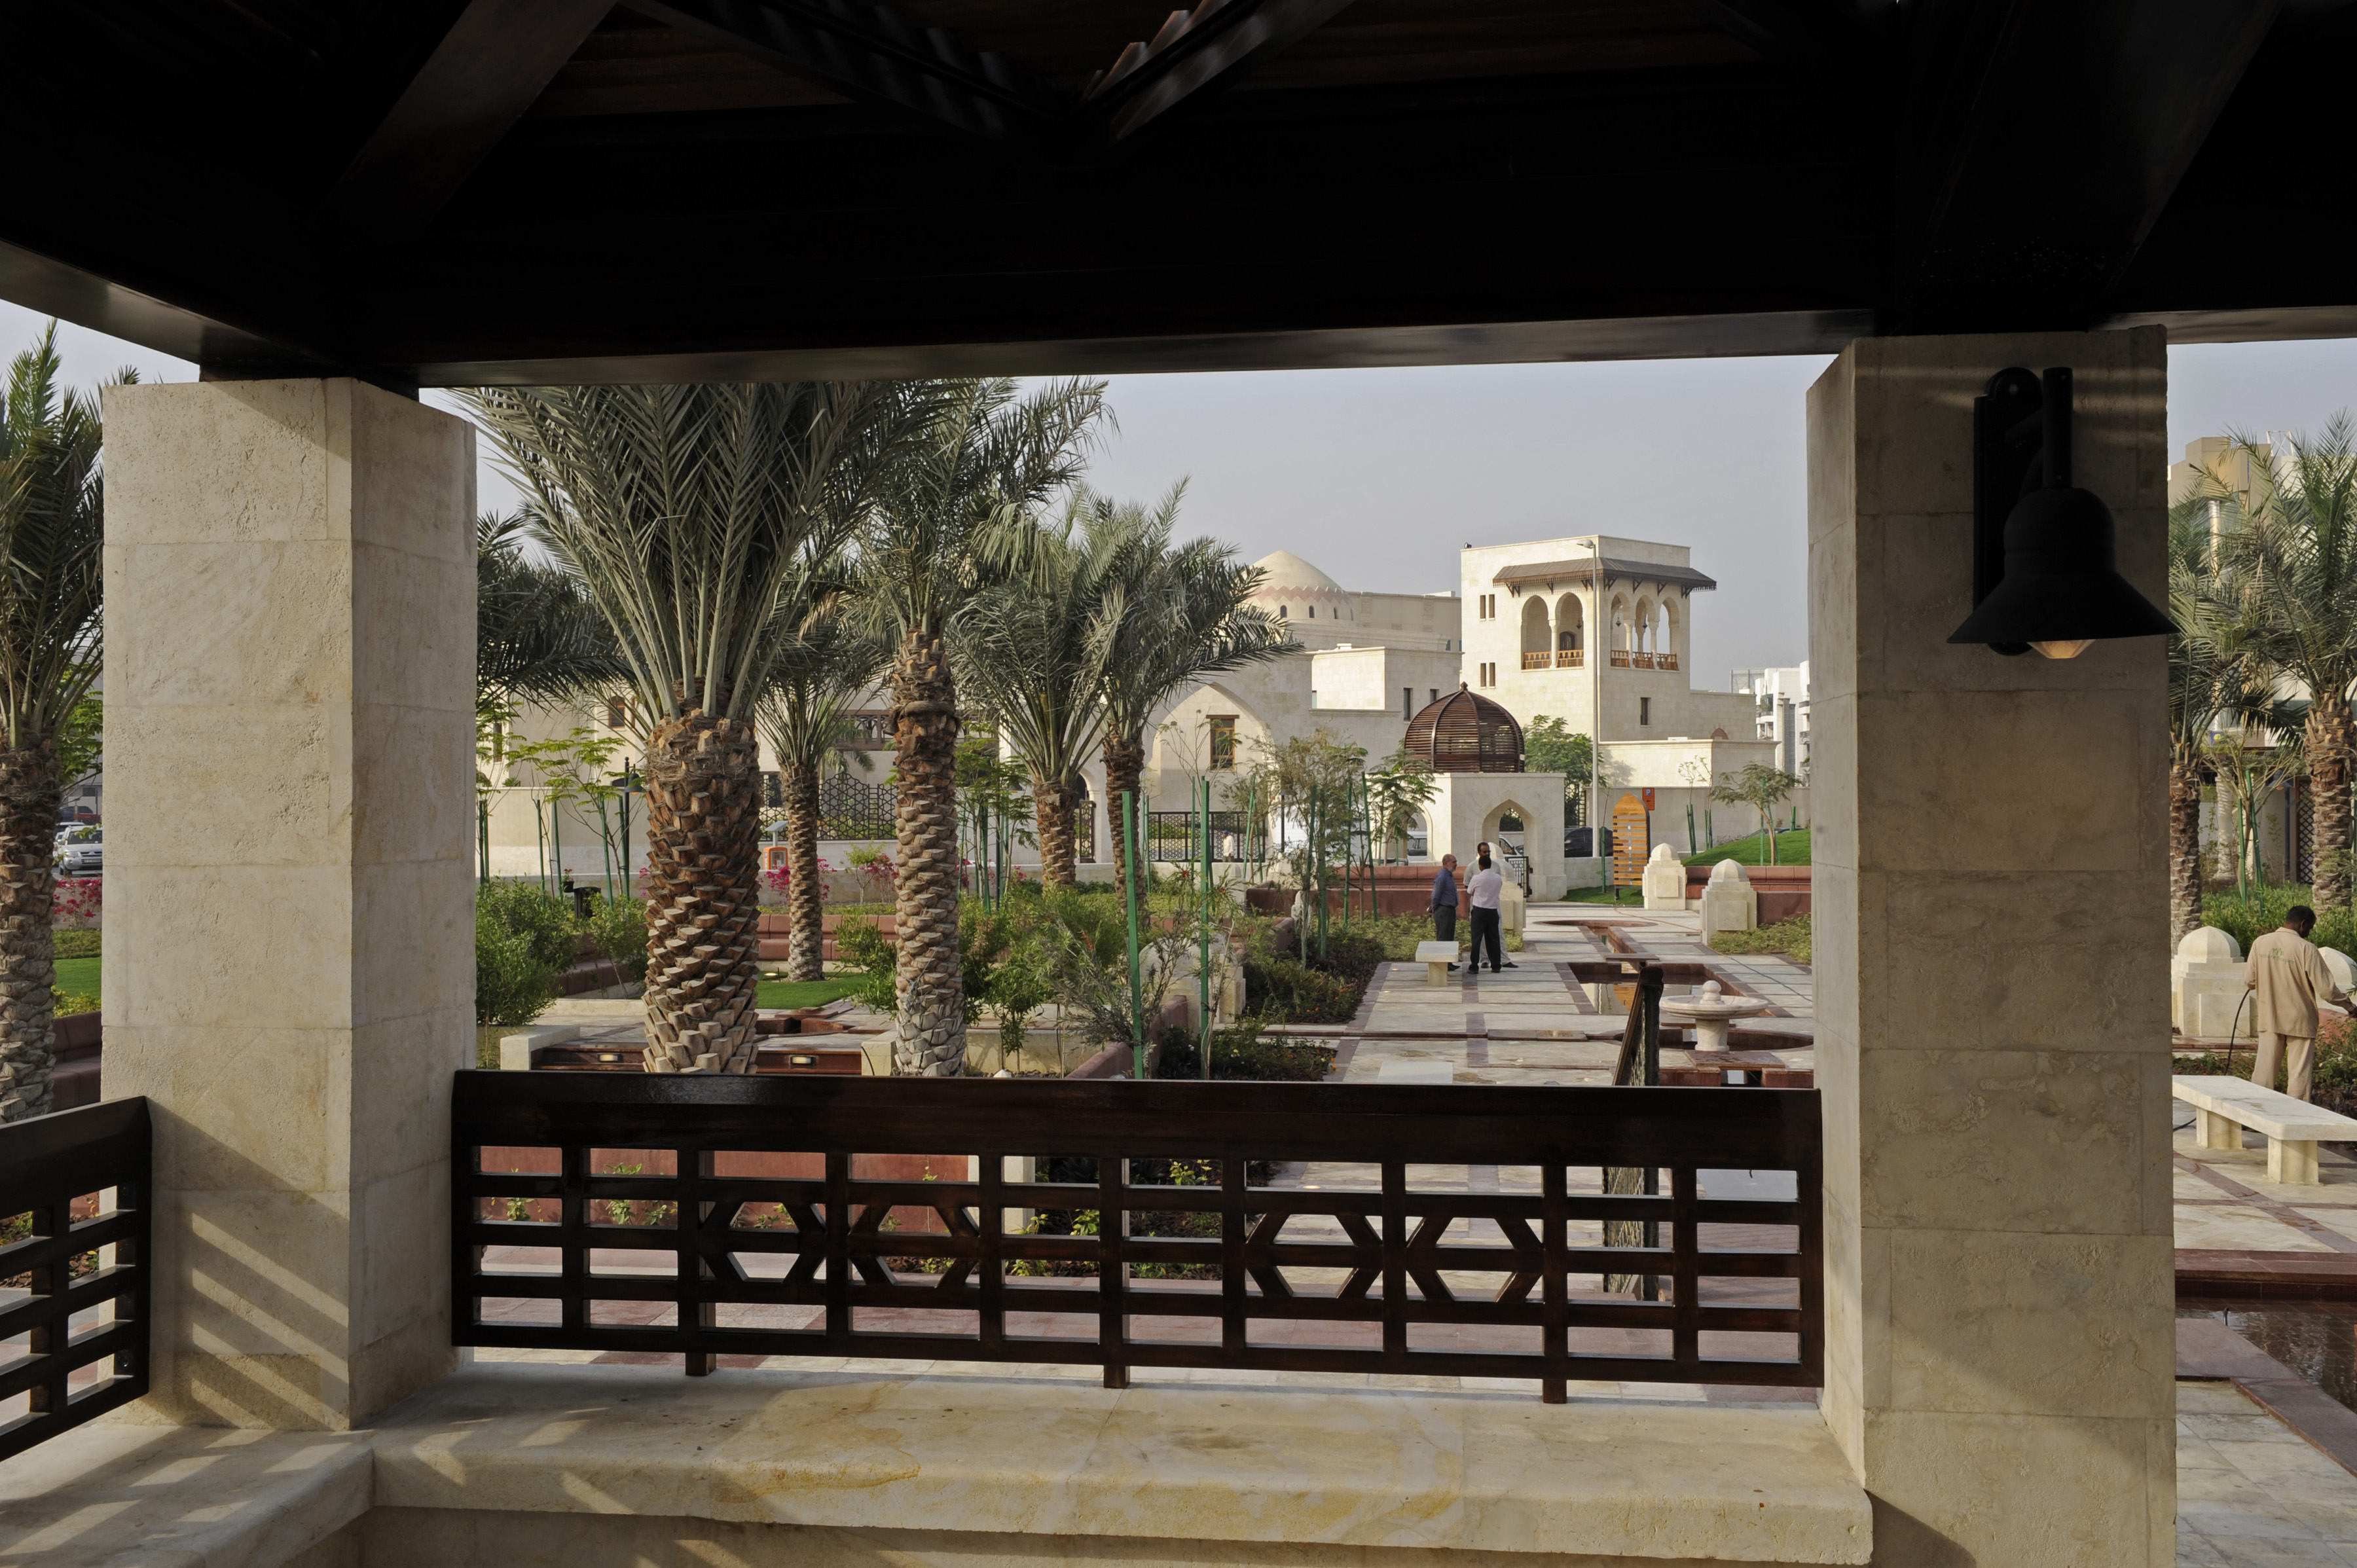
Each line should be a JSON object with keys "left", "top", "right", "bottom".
{"left": 1470, "top": 907, "right": 1503, "bottom": 972}
{"left": 1432, "top": 903, "right": 1457, "bottom": 944}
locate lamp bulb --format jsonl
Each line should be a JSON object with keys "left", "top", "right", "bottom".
{"left": 2028, "top": 638, "right": 2094, "bottom": 661}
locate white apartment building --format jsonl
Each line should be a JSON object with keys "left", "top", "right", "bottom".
{"left": 1732, "top": 663, "right": 1811, "bottom": 778}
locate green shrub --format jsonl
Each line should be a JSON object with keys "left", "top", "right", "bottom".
{"left": 1711, "top": 915, "right": 1812, "bottom": 965}
{"left": 478, "top": 881, "right": 578, "bottom": 972}
{"left": 475, "top": 917, "right": 558, "bottom": 1026}
{"left": 1242, "top": 955, "right": 1361, "bottom": 1023}
{"left": 52, "top": 929, "right": 98, "bottom": 959}
{"left": 1154, "top": 1017, "right": 1336, "bottom": 1081}
{"left": 834, "top": 914, "right": 898, "bottom": 1017}
{"left": 52, "top": 990, "right": 98, "bottom": 1017}
{"left": 584, "top": 895, "right": 649, "bottom": 984}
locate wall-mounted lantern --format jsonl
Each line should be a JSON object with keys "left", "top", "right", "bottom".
{"left": 1948, "top": 365, "right": 2174, "bottom": 659}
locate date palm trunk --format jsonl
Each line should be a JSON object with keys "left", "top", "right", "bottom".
{"left": 638, "top": 710, "right": 762, "bottom": 1073}
{"left": 1103, "top": 728, "right": 1146, "bottom": 895}
{"left": 2310, "top": 695, "right": 2353, "bottom": 911}
{"left": 783, "top": 760, "right": 824, "bottom": 983}
{"left": 0, "top": 742, "right": 58, "bottom": 1120}
{"left": 890, "top": 631, "right": 965, "bottom": 1075}
{"left": 2170, "top": 754, "right": 2205, "bottom": 944}
{"left": 1033, "top": 771, "right": 1078, "bottom": 887}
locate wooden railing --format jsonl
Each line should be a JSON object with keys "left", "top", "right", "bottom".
{"left": 1609, "top": 650, "right": 1632, "bottom": 667}
{"left": 1660, "top": 653, "right": 1679, "bottom": 671}
{"left": 453, "top": 1074, "right": 1821, "bottom": 1402}
{"left": 1559, "top": 648, "right": 1584, "bottom": 667}
{"left": 0, "top": 1099, "right": 151, "bottom": 1461}
{"left": 1632, "top": 651, "right": 1657, "bottom": 669}
{"left": 1520, "top": 650, "right": 1553, "bottom": 670}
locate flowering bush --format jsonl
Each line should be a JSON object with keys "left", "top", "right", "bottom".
{"left": 52, "top": 876, "right": 100, "bottom": 930}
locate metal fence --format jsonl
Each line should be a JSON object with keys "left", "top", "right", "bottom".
{"left": 452, "top": 1074, "right": 1821, "bottom": 1400}
{"left": 816, "top": 775, "right": 896, "bottom": 842}
{"left": 1143, "top": 811, "right": 1267, "bottom": 864}
{"left": 0, "top": 1098, "right": 151, "bottom": 1461}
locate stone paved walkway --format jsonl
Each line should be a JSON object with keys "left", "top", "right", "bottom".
{"left": 2178, "top": 1379, "right": 2357, "bottom": 1565}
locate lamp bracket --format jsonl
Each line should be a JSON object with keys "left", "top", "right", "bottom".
{"left": 1970, "top": 366, "right": 2049, "bottom": 656}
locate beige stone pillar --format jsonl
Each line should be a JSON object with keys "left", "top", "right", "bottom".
{"left": 103, "top": 379, "right": 475, "bottom": 1429}
{"left": 1808, "top": 330, "right": 2175, "bottom": 1564}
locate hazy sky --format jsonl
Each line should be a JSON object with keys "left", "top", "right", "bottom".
{"left": 9, "top": 298, "right": 2356, "bottom": 685}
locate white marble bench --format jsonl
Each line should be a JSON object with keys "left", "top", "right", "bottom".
{"left": 1414, "top": 939, "right": 1457, "bottom": 985}
{"left": 2173, "top": 1074, "right": 2357, "bottom": 1184}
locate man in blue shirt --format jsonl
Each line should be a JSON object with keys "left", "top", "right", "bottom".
{"left": 1429, "top": 855, "right": 1460, "bottom": 972}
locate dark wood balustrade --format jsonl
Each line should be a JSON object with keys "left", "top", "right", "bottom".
{"left": 0, "top": 1099, "right": 151, "bottom": 1461}
{"left": 453, "top": 1074, "right": 1821, "bottom": 1402}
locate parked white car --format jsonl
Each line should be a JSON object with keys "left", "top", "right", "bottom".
{"left": 56, "top": 825, "right": 100, "bottom": 877}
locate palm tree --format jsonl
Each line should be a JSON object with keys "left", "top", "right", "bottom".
{"left": 0, "top": 325, "right": 128, "bottom": 1120}
{"left": 854, "top": 380, "right": 1108, "bottom": 1076}
{"left": 957, "top": 501, "right": 1127, "bottom": 886}
{"left": 2166, "top": 497, "right": 2293, "bottom": 941}
{"left": 2214, "top": 420, "right": 2357, "bottom": 909}
{"left": 758, "top": 606, "right": 890, "bottom": 983}
{"left": 460, "top": 382, "right": 933, "bottom": 1074}
{"left": 476, "top": 510, "right": 627, "bottom": 718}
{"left": 1093, "top": 488, "right": 1294, "bottom": 894}
{"left": 475, "top": 511, "right": 630, "bottom": 881}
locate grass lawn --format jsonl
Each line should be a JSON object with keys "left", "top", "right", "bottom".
{"left": 756, "top": 976, "right": 860, "bottom": 1010}
{"left": 1684, "top": 830, "right": 1810, "bottom": 867}
{"left": 1558, "top": 884, "right": 1647, "bottom": 905}
{"left": 54, "top": 955, "right": 99, "bottom": 1002}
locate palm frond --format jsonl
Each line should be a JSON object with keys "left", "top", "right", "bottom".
{"left": 456, "top": 382, "right": 941, "bottom": 725}
{"left": 0, "top": 322, "right": 132, "bottom": 751}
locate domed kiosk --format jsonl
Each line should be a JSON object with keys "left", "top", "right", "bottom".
{"left": 1396, "top": 686, "right": 1568, "bottom": 901}
{"left": 1402, "top": 684, "right": 1524, "bottom": 773}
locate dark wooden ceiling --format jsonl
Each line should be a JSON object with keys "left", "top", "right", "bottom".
{"left": 2, "top": 0, "right": 2350, "bottom": 389}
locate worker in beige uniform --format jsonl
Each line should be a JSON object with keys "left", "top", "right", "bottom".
{"left": 2244, "top": 905, "right": 2350, "bottom": 1102}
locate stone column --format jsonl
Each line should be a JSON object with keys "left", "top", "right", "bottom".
{"left": 103, "top": 379, "right": 475, "bottom": 1429}
{"left": 1808, "top": 330, "right": 2174, "bottom": 1563}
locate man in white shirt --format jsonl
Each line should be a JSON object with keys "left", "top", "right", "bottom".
{"left": 1467, "top": 854, "right": 1511, "bottom": 973}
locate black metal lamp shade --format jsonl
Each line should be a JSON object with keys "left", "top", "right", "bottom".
{"left": 1948, "top": 365, "right": 2175, "bottom": 659}
{"left": 1946, "top": 484, "right": 2176, "bottom": 655}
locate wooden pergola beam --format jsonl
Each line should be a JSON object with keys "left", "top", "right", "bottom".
{"left": 1893, "top": 0, "right": 2284, "bottom": 330}
{"left": 319, "top": 0, "right": 615, "bottom": 239}
{"left": 626, "top": 0, "right": 1062, "bottom": 149}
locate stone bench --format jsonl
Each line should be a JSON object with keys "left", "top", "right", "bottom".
{"left": 2173, "top": 1074, "right": 2357, "bottom": 1184}
{"left": 1414, "top": 939, "right": 1457, "bottom": 985}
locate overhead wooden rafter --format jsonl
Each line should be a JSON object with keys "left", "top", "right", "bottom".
{"left": 319, "top": 0, "right": 616, "bottom": 238}
{"left": 626, "top": 0, "right": 1358, "bottom": 157}
{"left": 1891, "top": 0, "right": 2282, "bottom": 331}
{"left": 1076, "top": 0, "right": 1363, "bottom": 149}
{"left": 1675, "top": 0, "right": 1894, "bottom": 75}
{"left": 629, "top": 0, "right": 1064, "bottom": 149}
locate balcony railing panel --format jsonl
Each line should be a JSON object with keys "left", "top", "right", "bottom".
{"left": 1660, "top": 653, "right": 1679, "bottom": 671}
{"left": 1558, "top": 649, "right": 1584, "bottom": 668}
{"left": 1609, "top": 650, "right": 1632, "bottom": 668}
{"left": 1632, "top": 652, "right": 1657, "bottom": 669}
{"left": 0, "top": 1098, "right": 151, "bottom": 1461}
{"left": 453, "top": 1074, "right": 1821, "bottom": 1402}
{"left": 1520, "top": 651, "right": 1552, "bottom": 670}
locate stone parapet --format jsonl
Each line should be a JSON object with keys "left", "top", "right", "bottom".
{"left": 0, "top": 1366, "right": 1873, "bottom": 1566}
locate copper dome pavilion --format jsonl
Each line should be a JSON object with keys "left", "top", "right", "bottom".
{"left": 1402, "top": 685, "right": 1524, "bottom": 774}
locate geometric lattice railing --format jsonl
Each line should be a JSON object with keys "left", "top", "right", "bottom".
{"left": 0, "top": 1097, "right": 150, "bottom": 1460}
{"left": 454, "top": 1074, "right": 1819, "bottom": 1402}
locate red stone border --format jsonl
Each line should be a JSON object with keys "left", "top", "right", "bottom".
{"left": 2177, "top": 1317, "right": 2357, "bottom": 1479}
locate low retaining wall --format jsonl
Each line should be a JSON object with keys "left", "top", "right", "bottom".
{"left": 1685, "top": 864, "right": 1812, "bottom": 922}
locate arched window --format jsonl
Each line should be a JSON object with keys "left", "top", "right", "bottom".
{"left": 1309, "top": 605, "right": 1316, "bottom": 618}
{"left": 1279, "top": 606, "right": 1288, "bottom": 618}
